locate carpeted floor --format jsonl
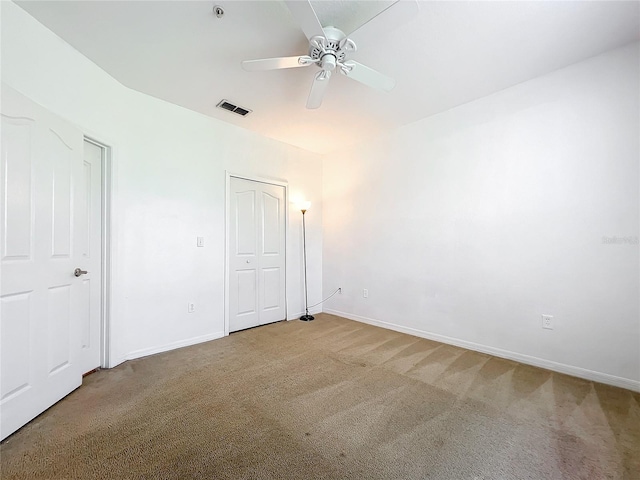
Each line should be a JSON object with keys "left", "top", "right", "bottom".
{"left": 1, "top": 313, "right": 639, "bottom": 479}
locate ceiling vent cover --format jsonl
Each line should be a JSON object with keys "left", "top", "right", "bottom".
{"left": 216, "top": 100, "right": 252, "bottom": 116}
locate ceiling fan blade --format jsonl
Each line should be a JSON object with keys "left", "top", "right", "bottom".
{"left": 284, "top": 0, "right": 325, "bottom": 41}
{"left": 346, "top": 0, "right": 419, "bottom": 47}
{"left": 306, "top": 71, "right": 331, "bottom": 109}
{"left": 242, "top": 55, "right": 314, "bottom": 72}
{"left": 342, "top": 61, "right": 395, "bottom": 92}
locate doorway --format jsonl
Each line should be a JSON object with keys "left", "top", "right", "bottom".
{"left": 80, "top": 138, "right": 109, "bottom": 374}
{"left": 226, "top": 175, "right": 287, "bottom": 333}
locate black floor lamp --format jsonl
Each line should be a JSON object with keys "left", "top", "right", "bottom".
{"left": 299, "top": 201, "right": 314, "bottom": 322}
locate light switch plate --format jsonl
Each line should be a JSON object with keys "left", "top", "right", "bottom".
{"left": 197, "top": 237, "right": 204, "bottom": 247}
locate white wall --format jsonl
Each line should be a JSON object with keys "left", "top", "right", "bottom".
{"left": 322, "top": 42, "right": 640, "bottom": 390}
{"left": 1, "top": 1, "right": 323, "bottom": 366}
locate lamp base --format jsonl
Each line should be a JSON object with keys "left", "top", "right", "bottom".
{"left": 299, "top": 314, "right": 315, "bottom": 322}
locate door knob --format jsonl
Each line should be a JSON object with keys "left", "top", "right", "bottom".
{"left": 246, "top": 260, "right": 250, "bottom": 263}
{"left": 74, "top": 268, "right": 88, "bottom": 277}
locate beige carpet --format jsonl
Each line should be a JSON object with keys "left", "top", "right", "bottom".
{"left": 1, "top": 313, "right": 638, "bottom": 479}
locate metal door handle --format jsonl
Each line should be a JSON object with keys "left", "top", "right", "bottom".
{"left": 74, "top": 268, "right": 88, "bottom": 277}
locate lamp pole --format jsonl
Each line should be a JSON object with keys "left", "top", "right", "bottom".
{"left": 300, "top": 206, "right": 314, "bottom": 321}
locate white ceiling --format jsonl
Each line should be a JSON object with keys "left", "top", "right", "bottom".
{"left": 16, "top": 0, "right": 640, "bottom": 154}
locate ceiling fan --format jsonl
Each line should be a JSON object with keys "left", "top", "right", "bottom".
{"left": 241, "top": 0, "right": 418, "bottom": 109}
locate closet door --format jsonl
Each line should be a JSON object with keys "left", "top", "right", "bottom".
{"left": 229, "top": 177, "right": 286, "bottom": 332}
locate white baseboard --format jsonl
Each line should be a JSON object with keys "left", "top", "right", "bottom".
{"left": 107, "top": 356, "right": 126, "bottom": 369}
{"left": 124, "top": 331, "right": 225, "bottom": 362}
{"left": 323, "top": 309, "right": 640, "bottom": 393}
{"left": 287, "top": 306, "right": 322, "bottom": 321}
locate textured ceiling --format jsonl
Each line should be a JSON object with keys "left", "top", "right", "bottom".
{"left": 15, "top": 1, "right": 640, "bottom": 154}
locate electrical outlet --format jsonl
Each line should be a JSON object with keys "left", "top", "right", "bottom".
{"left": 363, "top": 289, "right": 368, "bottom": 298}
{"left": 188, "top": 303, "right": 195, "bottom": 313}
{"left": 542, "top": 314, "right": 553, "bottom": 330}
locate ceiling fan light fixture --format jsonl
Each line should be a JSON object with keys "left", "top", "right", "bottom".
{"left": 321, "top": 54, "right": 336, "bottom": 71}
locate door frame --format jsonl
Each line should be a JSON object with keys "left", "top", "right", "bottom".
{"left": 83, "top": 136, "right": 112, "bottom": 368}
{"left": 225, "top": 172, "right": 289, "bottom": 336}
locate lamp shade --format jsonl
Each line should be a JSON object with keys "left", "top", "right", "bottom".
{"left": 299, "top": 200, "right": 311, "bottom": 212}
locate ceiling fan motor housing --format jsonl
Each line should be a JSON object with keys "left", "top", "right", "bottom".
{"left": 309, "top": 26, "right": 349, "bottom": 65}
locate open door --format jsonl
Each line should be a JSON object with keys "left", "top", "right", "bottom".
{"left": 1, "top": 85, "right": 88, "bottom": 439}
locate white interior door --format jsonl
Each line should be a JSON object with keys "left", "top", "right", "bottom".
{"left": 78, "top": 141, "right": 103, "bottom": 374}
{"left": 1, "top": 85, "right": 86, "bottom": 440}
{"left": 229, "top": 177, "right": 286, "bottom": 332}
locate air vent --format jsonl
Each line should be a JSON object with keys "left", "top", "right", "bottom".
{"left": 216, "top": 100, "right": 252, "bottom": 117}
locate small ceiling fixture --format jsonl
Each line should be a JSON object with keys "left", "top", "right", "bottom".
{"left": 213, "top": 5, "right": 224, "bottom": 18}
{"left": 216, "top": 99, "right": 251, "bottom": 116}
